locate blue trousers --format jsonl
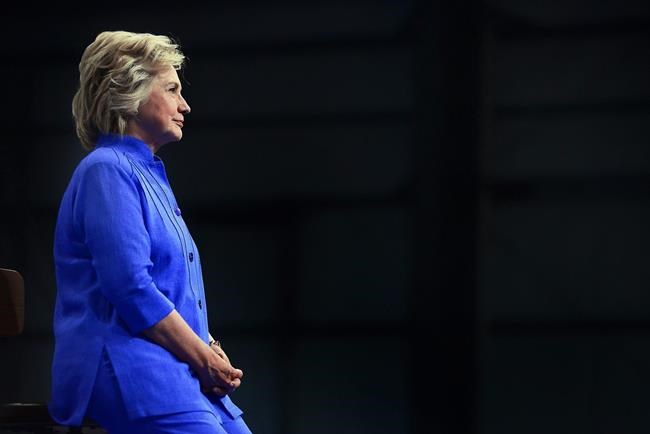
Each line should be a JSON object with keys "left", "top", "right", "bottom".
{"left": 87, "top": 351, "right": 252, "bottom": 434}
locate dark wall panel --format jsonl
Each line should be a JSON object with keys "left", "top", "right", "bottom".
{"left": 3, "top": 3, "right": 412, "bottom": 56}
{"left": 297, "top": 208, "right": 411, "bottom": 323}
{"left": 479, "top": 335, "right": 593, "bottom": 434}
{"left": 187, "top": 51, "right": 413, "bottom": 119}
{"left": 488, "top": 0, "right": 650, "bottom": 25}
{"left": 481, "top": 335, "right": 650, "bottom": 434}
{"left": 160, "top": 124, "right": 412, "bottom": 201}
{"left": 194, "top": 224, "right": 282, "bottom": 327}
{"left": 290, "top": 337, "right": 410, "bottom": 434}
{"left": 21, "top": 218, "right": 57, "bottom": 335}
{"left": 216, "top": 337, "right": 282, "bottom": 434}
{"left": 485, "top": 113, "right": 650, "bottom": 177}
{"left": 480, "top": 198, "right": 650, "bottom": 321}
{"left": 595, "top": 336, "right": 650, "bottom": 434}
{"left": 0, "top": 337, "right": 53, "bottom": 403}
{"left": 29, "top": 134, "right": 85, "bottom": 208}
{"left": 480, "top": 1, "right": 650, "bottom": 433}
{"left": 492, "top": 35, "right": 650, "bottom": 107}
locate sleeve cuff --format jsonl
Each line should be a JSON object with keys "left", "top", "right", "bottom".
{"left": 114, "top": 282, "right": 176, "bottom": 335}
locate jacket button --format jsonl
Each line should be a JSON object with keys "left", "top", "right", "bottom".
{"left": 188, "top": 252, "right": 194, "bottom": 262}
{"left": 198, "top": 299, "right": 202, "bottom": 309}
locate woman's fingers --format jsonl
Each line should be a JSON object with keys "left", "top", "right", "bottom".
{"left": 202, "top": 375, "right": 241, "bottom": 397}
{"left": 206, "top": 356, "right": 242, "bottom": 384}
{"left": 198, "top": 347, "right": 245, "bottom": 397}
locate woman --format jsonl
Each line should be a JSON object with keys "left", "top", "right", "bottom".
{"left": 48, "top": 30, "right": 252, "bottom": 434}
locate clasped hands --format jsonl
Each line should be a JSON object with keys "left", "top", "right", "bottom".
{"left": 197, "top": 341, "right": 243, "bottom": 397}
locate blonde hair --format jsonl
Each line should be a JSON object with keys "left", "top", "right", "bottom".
{"left": 72, "top": 30, "right": 186, "bottom": 150}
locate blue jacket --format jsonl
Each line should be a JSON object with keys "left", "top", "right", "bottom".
{"left": 49, "top": 134, "right": 242, "bottom": 425}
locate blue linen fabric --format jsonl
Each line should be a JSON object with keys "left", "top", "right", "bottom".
{"left": 88, "top": 349, "right": 252, "bottom": 434}
{"left": 49, "top": 134, "right": 242, "bottom": 425}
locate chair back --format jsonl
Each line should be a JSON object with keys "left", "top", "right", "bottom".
{"left": 0, "top": 268, "right": 24, "bottom": 336}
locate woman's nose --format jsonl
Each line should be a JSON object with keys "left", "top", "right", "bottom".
{"left": 180, "top": 96, "right": 191, "bottom": 114}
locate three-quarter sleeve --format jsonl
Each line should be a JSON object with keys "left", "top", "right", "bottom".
{"left": 73, "top": 160, "right": 175, "bottom": 334}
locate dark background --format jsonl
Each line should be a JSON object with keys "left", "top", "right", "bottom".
{"left": 1, "top": 1, "right": 650, "bottom": 433}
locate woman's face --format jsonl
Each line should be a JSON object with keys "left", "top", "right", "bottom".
{"left": 129, "top": 65, "right": 191, "bottom": 152}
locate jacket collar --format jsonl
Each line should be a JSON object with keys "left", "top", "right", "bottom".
{"left": 96, "top": 134, "right": 155, "bottom": 162}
